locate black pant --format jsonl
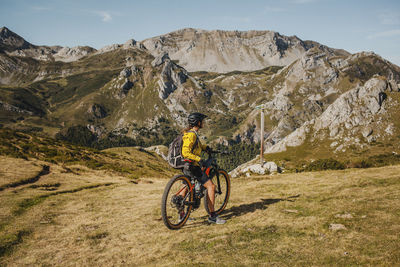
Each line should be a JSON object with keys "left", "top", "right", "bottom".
{"left": 183, "top": 160, "right": 211, "bottom": 185}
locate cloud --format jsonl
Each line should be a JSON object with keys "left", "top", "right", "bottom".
{"left": 94, "top": 11, "right": 112, "bottom": 22}
{"left": 367, "top": 29, "right": 400, "bottom": 39}
{"left": 264, "top": 6, "right": 286, "bottom": 12}
{"left": 378, "top": 11, "right": 400, "bottom": 25}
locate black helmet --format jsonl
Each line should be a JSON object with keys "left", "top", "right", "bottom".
{"left": 188, "top": 112, "right": 207, "bottom": 127}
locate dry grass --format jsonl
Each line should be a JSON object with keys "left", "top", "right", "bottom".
{"left": 0, "top": 155, "right": 399, "bottom": 266}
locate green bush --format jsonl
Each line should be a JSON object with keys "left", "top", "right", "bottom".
{"left": 352, "top": 153, "right": 400, "bottom": 168}
{"left": 56, "top": 125, "right": 96, "bottom": 147}
{"left": 304, "top": 158, "right": 345, "bottom": 172}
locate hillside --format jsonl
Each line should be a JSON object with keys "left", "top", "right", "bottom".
{"left": 1, "top": 154, "right": 399, "bottom": 265}
{"left": 0, "top": 128, "right": 177, "bottom": 180}
{"left": 1, "top": 27, "right": 400, "bottom": 172}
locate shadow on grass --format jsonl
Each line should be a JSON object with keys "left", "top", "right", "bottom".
{"left": 220, "top": 195, "right": 300, "bottom": 220}
{"left": 181, "top": 195, "right": 300, "bottom": 229}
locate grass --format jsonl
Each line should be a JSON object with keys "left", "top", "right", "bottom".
{"left": 0, "top": 128, "right": 177, "bottom": 179}
{"left": 1, "top": 151, "right": 399, "bottom": 265}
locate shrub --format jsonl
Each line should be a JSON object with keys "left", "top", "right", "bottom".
{"left": 352, "top": 153, "right": 400, "bottom": 168}
{"left": 56, "top": 125, "right": 96, "bottom": 147}
{"left": 304, "top": 158, "right": 345, "bottom": 172}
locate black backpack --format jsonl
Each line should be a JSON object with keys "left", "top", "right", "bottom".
{"left": 167, "top": 131, "right": 198, "bottom": 169}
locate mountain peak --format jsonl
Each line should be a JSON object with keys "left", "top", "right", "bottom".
{"left": 0, "top": 26, "right": 34, "bottom": 52}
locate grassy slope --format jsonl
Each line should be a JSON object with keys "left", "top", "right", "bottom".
{"left": 0, "top": 128, "right": 177, "bottom": 179}
{"left": 0, "top": 157, "right": 399, "bottom": 265}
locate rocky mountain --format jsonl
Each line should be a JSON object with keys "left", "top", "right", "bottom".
{"left": 0, "top": 27, "right": 35, "bottom": 52}
{"left": 142, "top": 28, "right": 349, "bottom": 73}
{"left": 1, "top": 27, "right": 399, "bottom": 171}
{"left": 0, "top": 27, "right": 97, "bottom": 63}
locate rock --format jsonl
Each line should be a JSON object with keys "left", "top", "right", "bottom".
{"left": 157, "top": 60, "right": 188, "bottom": 100}
{"left": 123, "top": 39, "right": 137, "bottom": 49}
{"left": 142, "top": 28, "right": 348, "bottom": 73}
{"left": 388, "top": 79, "right": 398, "bottom": 92}
{"left": 87, "top": 103, "right": 107, "bottom": 119}
{"left": 121, "top": 79, "right": 134, "bottom": 93}
{"left": 120, "top": 67, "right": 132, "bottom": 78}
{"left": 54, "top": 46, "right": 96, "bottom": 62}
{"left": 312, "top": 77, "right": 389, "bottom": 137}
{"left": 87, "top": 124, "right": 105, "bottom": 136}
{"left": 96, "top": 44, "right": 121, "bottom": 54}
{"left": 242, "top": 164, "right": 268, "bottom": 175}
{"left": 329, "top": 223, "right": 346, "bottom": 231}
{"left": 264, "top": 162, "right": 278, "bottom": 173}
{"left": 385, "top": 124, "right": 394, "bottom": 135}
{"left": 265, "top": 122, "right": 312, "bottom": 153}
{"left": 229, "top": 161, "right": 279, "bottom": 178}
{"left": 362, "top": 127, "right": 373, "bottom": 138}
{"left": 330, "top": 141, "right": 338, "bottom": 148}
{"left": 130, "top": 65, "right": 138, "bottom": 73}
{"left": 151, "top": 52, "right": 170, "bottom": 67}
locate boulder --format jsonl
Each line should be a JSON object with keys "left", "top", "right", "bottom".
{"left": 329, "top": 223, "right": 346, "bottom": 231}
{"left": 230, "top": 161, "right": 279, "bottom": 178}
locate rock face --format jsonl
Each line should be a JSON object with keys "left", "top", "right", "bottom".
{"left": 157, "top": 57, "right": 189, "bottom": 100}
{"left": 265, "top": 77, "right": 394, "bottom": 154}
{"left": 142, "top": 28, "right": 349, "bottom": 73}
{"left": 53, "top": 46, "right": 96, "bottom": 62}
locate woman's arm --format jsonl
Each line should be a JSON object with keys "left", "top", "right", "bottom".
{"left": 182, "top": 132, "right": 201, "bottom": 162}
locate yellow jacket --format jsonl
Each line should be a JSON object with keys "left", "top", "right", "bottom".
{"left": 182, "top": 130, "right": 207, "bottom": 162}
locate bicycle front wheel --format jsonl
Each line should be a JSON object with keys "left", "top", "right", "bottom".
{"left": 161, "top": 175, "right": 193, "bottom": 230}
{"left": 204, "top": 169, "right": 230, "bottom": 215}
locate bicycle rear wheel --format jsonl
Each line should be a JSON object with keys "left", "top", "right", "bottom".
{"left": 204, "top": 169, "right": 230, "bottom": 215}
{"left": 161, "top": 175, "right": 193, "bottom": 230}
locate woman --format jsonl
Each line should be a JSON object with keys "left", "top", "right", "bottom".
{"left": 181, "top": 112, "right": 226, "bottom": 224}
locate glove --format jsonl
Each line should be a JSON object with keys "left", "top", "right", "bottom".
{"left": 198, "top": 159, "right": 206, "bottom": 168}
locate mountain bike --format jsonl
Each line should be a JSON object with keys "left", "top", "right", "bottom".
{"left": 161, "top": 150, "right": 231, "bottom": 230}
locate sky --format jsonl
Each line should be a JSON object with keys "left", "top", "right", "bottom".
{"left": 1, "top": 0, "right": 400, "bottom": 66}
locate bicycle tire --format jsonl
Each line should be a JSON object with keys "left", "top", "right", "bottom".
{"left": 161, "top": 174, "right": 194, "bottom": 230}
{"left": 204, "top": 169, "right": 230, "bottom": 216}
